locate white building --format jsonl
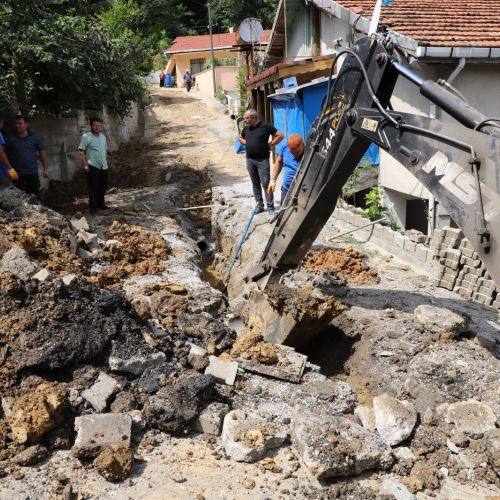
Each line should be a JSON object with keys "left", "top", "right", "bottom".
{"left": 258, "top": 0, "right": 500, "bottom": 234}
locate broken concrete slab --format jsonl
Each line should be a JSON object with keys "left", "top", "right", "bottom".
{"left": 0, "top": 245, "right": 40, "bottom": 280}
{"left": 291, "top": 410, "right": 393, "bottom": 480}
{"left": 82, "top": 372, "right": 120, "bottom": 412}
{"left": 379, "top": 478, "right": 415, "bottom": 500}
{"left": 292, "top": 380, "right": 357, "bottom": 416}
{"left": 373, "top": 394, "right": 417, "bottom": 447}
{"left": 1, "top": 397, "right": 14, "bottom": 418}
{"left": 221, "top": 410, "right": 287, "bottom": 463}
{"left": 194, "top": 402, "right": 230, "bottom": 435}
{"left": 188, "top": 344, "right": 207, "bottom": 364}
{"left": 61, "top": 274, "right": 77, "bottom": 287}
{"left": 109, "top": 350, "right": 166, "bottom": 376}
{"left": 70, "top": 216, "right": 90, "bottom": 233}
{"left": 414, "top": 305, "right": 468, "bottom": 339}
{"left": 445, "top": 400, "right": 497, "bottom": 438}
{"left": 355, "top": 404, "right": 376, "bottom": 431}
{"left": 238, "top": 344, "right": 307, "bottom": 383}
{"left": 205, "top": 356, "right": 238, "bottom": 385}
{"left": 246, "top": 287, "right": 344, "bottom": 349}
{"left": 73, "top": 413, "right": 132, "bottom": 456}
{"left": 143, "top": 375, "right": 217, "bottom": 435}
{"left": 33, "top": 268, "right": 52, "bottom": 282}
{"left": 76, "top": 228, "right": 98, "bottom": 246}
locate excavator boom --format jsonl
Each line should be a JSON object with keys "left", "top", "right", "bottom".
{"left": 249, "top": 35, "right": 500, "bottom": 289}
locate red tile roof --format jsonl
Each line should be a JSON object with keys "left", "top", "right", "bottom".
{"left": 334, "top": 0, "right": 500, "bottom": 47}
{"left": 165, "top": 30, "right": 271, "bottom": 54}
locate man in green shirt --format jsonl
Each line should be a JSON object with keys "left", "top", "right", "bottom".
{"left": 79, "top": 117, "right": 109, "bottom": 214}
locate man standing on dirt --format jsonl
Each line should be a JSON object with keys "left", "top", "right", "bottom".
{"left": 79, "top": 117, "right": 108, "bottom": 215}
{"left": 184, "top": 70, "right": 193, "bottom": 92}
{"left": 239, "top": 109, "right": 283, "bottom": 213}
{"left": 268, "top": 133, "right": 305, "bottom": 206}
{"left": 5, "top": 115, "right": 48, "bottom": 200}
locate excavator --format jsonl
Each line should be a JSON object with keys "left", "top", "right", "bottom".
{"left": 248, "top": 34, "right": 500, "bottom": 292}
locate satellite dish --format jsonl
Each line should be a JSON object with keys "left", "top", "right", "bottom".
{"left": 237, "top": 18, "right": 264, "bottom": 44}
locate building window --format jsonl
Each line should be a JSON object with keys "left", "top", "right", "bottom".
{"left": 190, "top": 58, "right": 206, "bottom": 74}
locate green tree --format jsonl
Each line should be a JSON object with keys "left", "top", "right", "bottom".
{"left": 0, "top": 0, "right": 146, "bottom": 117}
{"left": 211, "top": 0, "right": 278, "bottom": 30}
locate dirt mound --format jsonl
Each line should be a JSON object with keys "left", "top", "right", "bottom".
{"left": 304, "top": 246, "right": 379, "bottom": 284}
{"left": 0, "top": 274, "right": 143, "bottom": 383}
{"left": 90, "top": 221, "right": 170, "bottom": 288}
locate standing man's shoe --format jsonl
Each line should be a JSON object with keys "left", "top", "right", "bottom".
{"left": 255, "top": 206, "right": 265, "bottom": 214}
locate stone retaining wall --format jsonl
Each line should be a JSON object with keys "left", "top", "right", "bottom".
{"left": 332, "top": 205, "right": 499, "bottom": 311}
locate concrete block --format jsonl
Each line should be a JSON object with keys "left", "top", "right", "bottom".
{"left": 194, "top": 402, "right": 230, "bottom": 435}
{"left": 462, "top": 265, "right": 484, "bottom": 277}
{"left": 492, "top": 300, "right": 500, "bottom": 310}
{"left": 415, "top": 244, "right": 428, "bottom": 262}
{"left": 381, "top": 226, "right": 394, "bottom": 244}
{"left": 74, "top": 413, "right": 132, "bottom": 451}
{"left": 403, "top": 239, "right": 416, "bottom": 253}
{"left": 188, "top": 344, "right": 207, "bottom": 365}
{"left": 82, "top": 372, "right": 120, "bottom": 412}
{"left": 472, "top": 293, "right": 493, "bottom": 306}
{"left": 354, "top": 214, "right": 366, "bottom": 226}
{"left": 33, "top": 268, "right": 52, "bottom": 282}
{"left": 437, "top": 278, "right": 456, "bottom": 291}
{"left": 76, "top": 229, "right": 98, "bottom": 246}
{"left": 346, "top": 212, "right": 356, "bottom": 226}
{"left": 62, "top": 274, "right": 77, "bottom": 287}
{"left": 1, "top": 397, "right": 14, "bottom": 418}
{"left": 0, "top": 245, "right": 40, "bottom": 280}
{"left": 205, "top": 356, "right": 238, "bottom": 385}
{"left": 393, "top": 232, "right": 405, "bottom": 249}
{"left": 70, "top": 217, "right": 89, "bottom": 233}
{"left": 238, "top": 344, "right": 307, "bottom": 383}
{"left": 440, "top": 258, "right": 460, "bottom": 271}
{"left": 405, "top": 229, "right": 427, "bottom": 244}
{"left": 109, "top": 350, "right": 166, "bottom": 376}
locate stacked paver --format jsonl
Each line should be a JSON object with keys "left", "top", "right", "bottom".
{"left": 431, "top": 228, "right": 499, "bottom": 308}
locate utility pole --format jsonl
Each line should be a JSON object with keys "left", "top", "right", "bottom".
{"left": 207, "top": 1, "right": 217, "bottom": 96}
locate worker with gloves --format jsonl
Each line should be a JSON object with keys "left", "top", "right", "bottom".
{"left": 268, "top": 133, "right": 305, "bottom": 205}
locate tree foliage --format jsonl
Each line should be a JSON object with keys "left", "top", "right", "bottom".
{"left": 0, "top": 0, "right": 146, "bottom": 117}
{"left": 0, "top": 0, "right": 280, "bottom": 117}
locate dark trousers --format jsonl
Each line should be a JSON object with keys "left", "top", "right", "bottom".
{"left": 185, "top": 81, "right": 192, "bottom": 92}
{"left": 14, "top": 173, "right": 41, "bottom": 200}
{"left": 246, "top": 157, "right": 274, "bottom": 210}
{"left": 86, "top": 165, "right": 108, "bottom": 210}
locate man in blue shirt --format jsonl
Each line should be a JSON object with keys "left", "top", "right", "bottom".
{"left": 5, "top": 115, "right": 48, "bottom": 200}
{"left": 268, "top": 133, "right": 304, "bottom": 205}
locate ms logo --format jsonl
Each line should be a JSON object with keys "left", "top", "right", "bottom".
{"left": 422, "top": 152, "right": 477, "bottom": 205}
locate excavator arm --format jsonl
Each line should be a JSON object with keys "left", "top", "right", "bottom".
{"left": 249, "top": 35, "right": 500, "bottom": 289}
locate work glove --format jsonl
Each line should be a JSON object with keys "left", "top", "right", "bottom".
{"left": 268, "top": 180, "right": 276, "bottom": 193}
{"left": 7, "top": 169, "right": 18, "bottom": 181}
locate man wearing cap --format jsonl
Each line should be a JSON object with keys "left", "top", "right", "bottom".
{"left": 268, "top": 133, "right": 305, "bottom": 205}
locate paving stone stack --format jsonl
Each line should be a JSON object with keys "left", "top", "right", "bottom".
{"left": 431, "top": 228, "right": 499, "bottom": 309}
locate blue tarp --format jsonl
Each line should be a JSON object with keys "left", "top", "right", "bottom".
{"left": 267, "top": 91, "right": 305, "bottom": 141}
{"left": 268, "top": 78, "right": 379, "bottom": 166}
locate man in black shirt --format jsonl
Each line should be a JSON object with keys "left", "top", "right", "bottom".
{"left": 240, "top": 109, "right": 283, "bottom": 213}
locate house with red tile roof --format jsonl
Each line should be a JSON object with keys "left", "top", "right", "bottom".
{"left": 164, "top": 31, "right": 271, "bottom": 93}
{"left": 251, "top": 0, "right": 500, "bottom": 234}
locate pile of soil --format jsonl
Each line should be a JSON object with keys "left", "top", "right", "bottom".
{"left": 304, "top": 246, "right": 379, "bottom": 284}
{"left": 90, "top": 221, "right": 170, "bottom": 288}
